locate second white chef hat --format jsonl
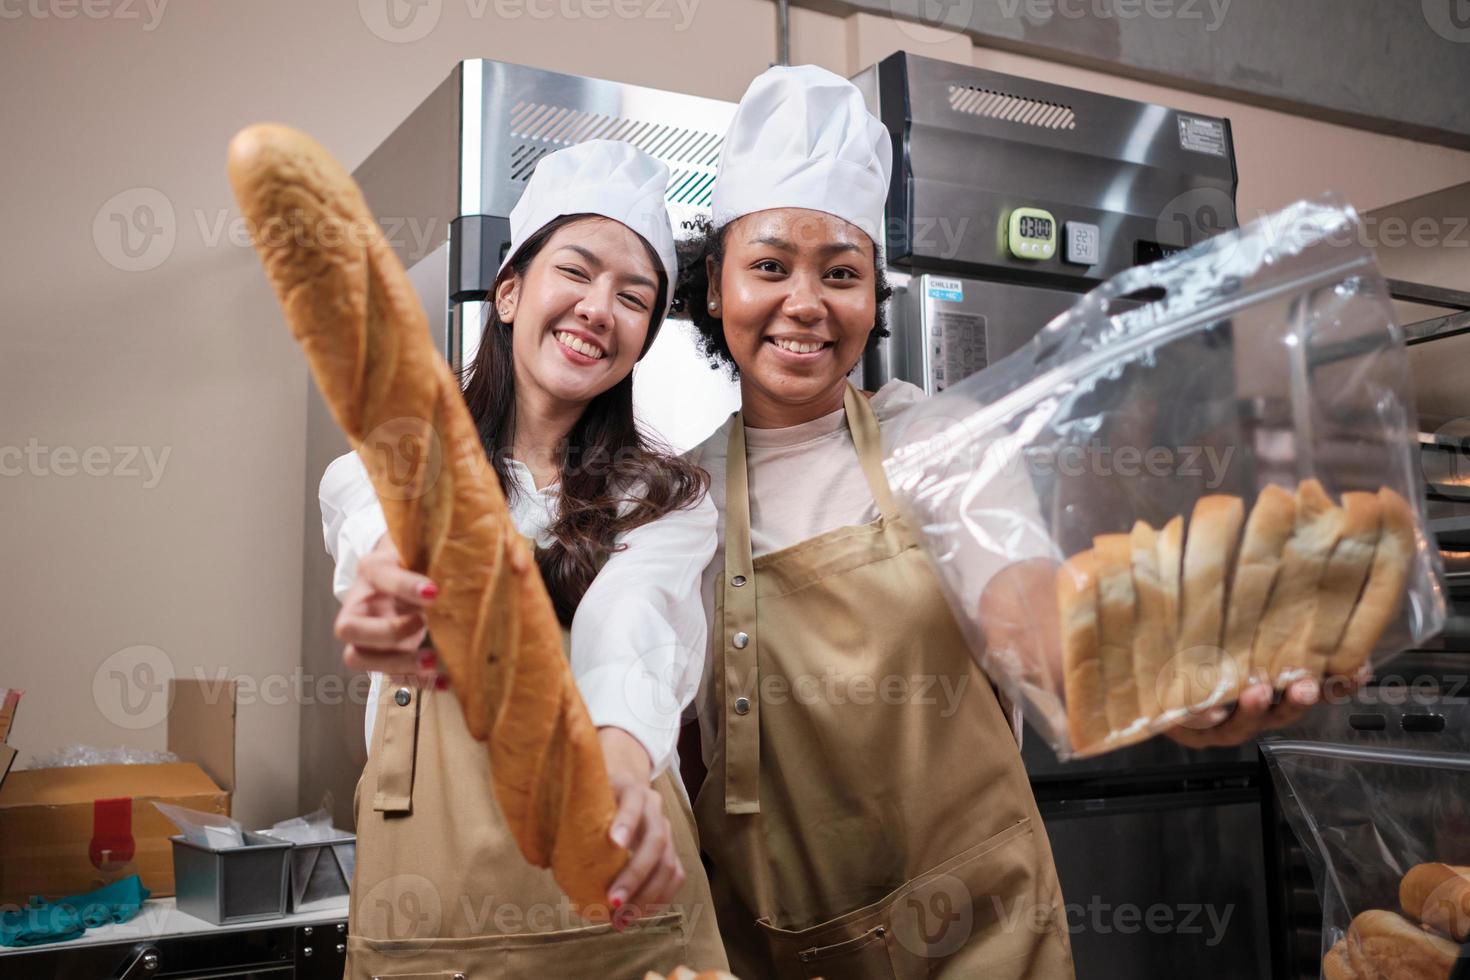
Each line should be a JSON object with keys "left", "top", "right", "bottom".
{"left": 710, "top": 64, "right": 893, "bottom": 244}
{"left": 499, "top": 139, "right": 678, "bottom": 319}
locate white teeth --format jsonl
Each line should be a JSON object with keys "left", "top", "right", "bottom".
{"left": 772, "top": 338, "right": 825, "bottom": 354}
{"left": 555, "top": 331, "right": 604, "bottom": 359}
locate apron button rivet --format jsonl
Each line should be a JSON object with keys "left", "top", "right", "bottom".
{"left": 875, "top": 926, "right": 887, "bottom": 937}
{"left": 734, "top": 696, "right": 751, "bottom": 715}
{"left": 732, "top": 574, "right": 746, "bottom": 587}
{"left": 733, "top": 631, "right": 749, "bottom": 649}
{"left": 454, "top": 974, "right": 467, "bottom": 980}
{"left": 394, "top": 687, "right": 412, "bottom": 707}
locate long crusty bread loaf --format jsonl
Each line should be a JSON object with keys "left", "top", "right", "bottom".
{"left": 1328, "top": 488, "right": 1417, "bottom": 677}
{"left": 1303, "top": 491, "right": 1382, "bottom": 677}
{"left": 1221, "top": 484, "right": 1296, "bottom": 699}
{"left": 1175, "top": 495, "right": 1245, "bottom": 710}
{"left": 227, "top": 124, "right": 624, "bottom": 917}
{"left": 1129, "top": 521, "right": 1171, "bottom": 720}
{"left": 1094, "top": 534, "right": 1140, "bottom": 733}
{"left": 1401, "top": 863, "right": 1470, "bottom": 943}
{"left": 1059, "top": 550, "right": 1109, "bottom": 754}
{"left": 1344, "top": 909, "right": 1459, "bottom": 980}
{"left": 1255, "top": 480, "right": 1345, "bottom": 686}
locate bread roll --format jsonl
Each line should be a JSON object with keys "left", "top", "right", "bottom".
{"left": 1221, "top": 484, "right": 1296, "bottom": 700}
{"left": 1328, "top": 488, "right": 1417, "bottom": 677}
{"left": 1129, "top": 521, "right": 1171, "bottom": 720}
{"left": 1094, "top": 534, "right": 1140, "bottom": 733}
{"left": 1401, "top": 863, "right": 1470, "bottom": 942}
{"left": 1323, "top": 937, "right": 1359, "bottom": 980}
{"left": 1059, "top": 550, "right": 1109, "bottom": 754}
{"left": 1254, "top": 480, "right": 1345, "bottom": 686}
{"left": 1175, "top": 495, "right": 1245, "bottom": 710}
{"left": 1345, "top": 909, "right": 1459, "bottom": 980}
{"left": 227, "top": 124, "right": 624, "bottom": 917}
{"left": 1304, "top": 491, "right": 1382, "bottom": 677}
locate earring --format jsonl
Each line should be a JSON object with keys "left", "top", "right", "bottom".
{"left": 708, "top": 301, "right": 718, "bottom": 311}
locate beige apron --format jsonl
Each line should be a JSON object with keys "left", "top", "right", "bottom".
{"left": 345, "top": 629, "right": 728, "bottom": 979}
{"left": 694, "top": 384, "right": 1075, "bottom": 980}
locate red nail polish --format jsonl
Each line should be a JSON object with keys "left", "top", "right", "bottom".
{"left": 418, "top": 649, "right": 437, "bottom": 670}
{"left": 434, "top": 675, "right": 449, "bottom": 691}
{"left": 420, "top": 582, "right": 439, "bottom": 600}
{"left": 609, "top": 896, "right": 623, "bottom": 910}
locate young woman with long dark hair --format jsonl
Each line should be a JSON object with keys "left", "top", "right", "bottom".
{"left": 319, "top": 141, "right": 727, "bottom": 977}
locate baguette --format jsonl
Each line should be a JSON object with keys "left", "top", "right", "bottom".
{"left": 1344, "top": 909, "right": 1459, "bottom": 980}
{"left": 1095, "top": 534, "right": 1140, "bottom": 733}
{"left": 1304, "top": 491, "right": 1382, "bottom": 677}
{"left": 1328, "top": 488, "right": 1417, "bottom": 677}
{"left": 1129, "top": 521, "right": 1171, "bottom": 720}
{"left": 1254, "top": 480, "right": 1345, "bottom": 686}
{"left": 1401, "top": 863, "right": 1470, "bottom": 943}
{"left": 227, "top": 124, "right": 624, "bottom": 917}
{"left": 1175, "top": 495, "right": 1245, "bottom": 710}
{"left": 1221, "top": 485, "right": 1296, "bottom": 699}
{"left": 1059, "top": 550, "right": 1110, "bottom": 754}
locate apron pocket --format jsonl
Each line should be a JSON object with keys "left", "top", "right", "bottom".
{"left": 346, "top": 911, "right": 691, "bottom": 980}
{"left": 757, "top": 817, "right": 1063, "bottom": 980}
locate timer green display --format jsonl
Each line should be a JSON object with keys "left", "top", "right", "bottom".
{"left": 1007, "top": 207, "right": 1057, "bottom": 260}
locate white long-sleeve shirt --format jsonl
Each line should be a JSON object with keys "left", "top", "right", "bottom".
{"left": 318, "top": 450, "right": 717, "bottom": 779}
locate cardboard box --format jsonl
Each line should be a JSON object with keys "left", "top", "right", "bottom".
{"left": 0, "top": 678, "right": 236, "bottom": 905}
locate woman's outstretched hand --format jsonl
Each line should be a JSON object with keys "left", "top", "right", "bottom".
{"left": 334, "top": 533, "right": 440, "bottom": 686}
{"left": 601, "top": 728, "right": 685, "bottom": 930}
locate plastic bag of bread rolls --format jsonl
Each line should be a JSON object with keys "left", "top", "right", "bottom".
{"left": 1261, "top": 712, "right": 1470, "bottom": 979}
{"left": 884, "top": 194, "right": 1446, "bottom": 760}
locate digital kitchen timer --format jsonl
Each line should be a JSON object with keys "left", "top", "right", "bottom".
{"left": 1007, "top": 207, "right": 1057, "bottom": 260}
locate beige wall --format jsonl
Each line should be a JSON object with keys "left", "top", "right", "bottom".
{"left": 3, "top": 0, "right": 1466, "bottom": 829}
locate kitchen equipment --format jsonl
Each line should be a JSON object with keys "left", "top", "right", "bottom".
{"left": 852, "top": 50, "right": 1238, "bottom": 395}
{"left": 169, "top": 832, "right": 290, "bottom": 926}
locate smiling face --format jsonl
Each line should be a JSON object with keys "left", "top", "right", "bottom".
{"left": 709, "top": 208, "right": 878, "bottom": 426}
{"left": 494, "top": 216, "right": 660, "bottom": 414}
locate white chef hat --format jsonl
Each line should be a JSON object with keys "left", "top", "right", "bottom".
{"left": 710, "top": 64, "right": 892, "bottom": 244}
{"left": 499, "top": 139, "right": 678, "bottom": 325}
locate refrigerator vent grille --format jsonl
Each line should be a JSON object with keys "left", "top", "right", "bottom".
{"left": 947, "top": 85, "right": 1077, "bottom": 130}
{"left": 507, "top": 100, "right": 725, "bottom": 205}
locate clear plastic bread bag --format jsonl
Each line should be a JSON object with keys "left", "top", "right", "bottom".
{"left": 882, "top": 194, "right": 1446, "bottom": 760}
{"left": 1260, "top": 692, "right": 1470, "bottom": 978}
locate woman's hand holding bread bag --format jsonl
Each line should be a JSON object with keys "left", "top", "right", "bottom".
{"left": 226, "top": 123, "right": 625, "bottom": 918}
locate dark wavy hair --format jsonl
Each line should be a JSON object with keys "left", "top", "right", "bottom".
{"left": 671, "top": 215, "right": 893, "bottom": 376}
{"left": 458, "top": 213, "right": 709, "bottom": 624}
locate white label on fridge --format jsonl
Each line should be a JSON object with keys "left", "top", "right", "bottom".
{"left": 1177, "top": 115, "right": 1227, "bottom": 157}
{"left": 927, "top": 277, "right": 964, "bottom": 302}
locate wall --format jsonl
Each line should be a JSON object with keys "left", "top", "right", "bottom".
{"left": 2, "top": 0, "right": 1465, "bottom": 829}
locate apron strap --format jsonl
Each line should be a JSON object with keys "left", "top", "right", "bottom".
{"left": 371, "top": 674, "right": 421, "bottom": 813}
{"left": 718, "top": 387, "right": 900, "bottom": 815}
{"left": 843, "top": 382, "right": 902, "bottom": 525}
{"left": 722, "top": 414, "right": 762, "bottom": 814}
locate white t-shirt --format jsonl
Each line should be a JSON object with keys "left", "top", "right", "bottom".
{"left": 318, "top": 450, "right": 716, "bottom": 778}
{"left": 686, "top": 380, "right": 1044, "bottom": 760}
